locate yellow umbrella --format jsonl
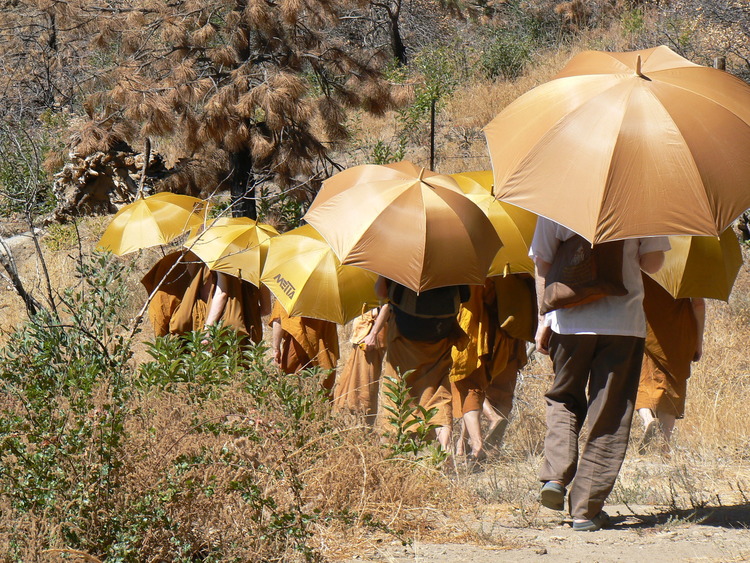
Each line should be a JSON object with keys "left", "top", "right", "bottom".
{"left": 450, "top": 170, "right": 537, "bottom": 275}
{"left": 260, "top": 225, "right": 380, "bottom": 324}
{"left": 97, "top": 192, "right": 209, "bottom": 255}
{"left": 648, "top": 229, "right": 743, "bottom": 301}
{"left": 183, "top": 216, "right": 279, "bottom": 286}
{"left": 304, "top": 161, "right": 502, "bottom": 292}
{"left": 485, "top": 45, "right": 750, "bottom": 244}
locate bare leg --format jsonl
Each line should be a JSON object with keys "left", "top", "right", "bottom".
{"left": 656, "top": 411, "right": 677, "bottom": 442}
{"left": 455, "top": 419, "right": 467, "bottom": 456}
{"left": 436, "top": 425, "right": 452, "bottom": 452}
{"left": 463, "top": 409, "right": 483, "bottom": 457}
{"left": 483, "top": 399, "right": 504, "bottom": 424}
{"left": 483, "top": 398, "right": 509, "bottom": 450}
{"left": 638, "top": 408, "right": 662, "bottom": 454}
{"left": 638, "top": 407, "right": 656, "bottom": 429}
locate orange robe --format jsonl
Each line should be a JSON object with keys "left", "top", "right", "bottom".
{"left": 484, "top": 274, "right": 534, "bottom": 416}
{"left": 269, "top": 300, "right": 340, "bottom": 393}
{"left": 333, "top": 308, "right": 386, "bottom": 423}
{"left": 379, "top": 315, "right": 464, "bottom": 429}
{"left": 141, "top": 250, "right": 202, "bottom": 337}
{"left": 167, "top": 267, "right": 264, "bottom": 343}
{"left": 636, "top": 275, "right": 697, "bottom": 418}
{"left": 450, "top": 285, "right": 492, "bottom": 417}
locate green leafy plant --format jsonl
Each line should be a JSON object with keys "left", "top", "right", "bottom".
{"left": 256, "top": 183, "right": 306, "bottom": 229}
{"left": 479, "top": 28, "right": 535, "bottom": 80}
{"left": 370, "top": 138, "right": 407, "bottom": 165}
{"left": 381, "top": 372, "right": 443, "bottom": 461}
{"left": 138, "top": 324, "right": 262, "bottom": 402}
{"left": 0, "top": 251, "right": 134, "bottom": 554}
{"left": 621, "top": 6, "right": 647, "bottom": 36}
{"left": 0, "top": 113, "right": 65, "bottom": 218}
{"left": 397, "top": 42, "right": 468, "bottom": 142}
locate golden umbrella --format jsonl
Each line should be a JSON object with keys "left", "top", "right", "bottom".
{"left": 304, "top": 161, "right": 502, "bottom": 292}
{"left": 183, "top": 216, "right": 279, "bottom": 286}
{"left": 97, "top": 192, "right": 209, "bottom": 255}
{"left": 485, "top": 45, "right": 750, "bottom": 244}
{"left": 260, "top": 225, "right": 380, "bottom": 324}
{"left": 648, "top": 229, "right": 743, "bottom": 301}
{"left": 450, "top": 170, "right": 537, "bottom": 276}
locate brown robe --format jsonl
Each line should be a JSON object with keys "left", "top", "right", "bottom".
{"left": 141, "top": 250, "right": 202, "bottom": 337}
{"left": 165, "top": 262, "right": 264, "bottom": 343}
{"left": 485, "top": 338, "right": 527, "bottom": 418}
{"left": 269, "top": 300, "right": 340, "bottom": 393}
{"left": 450, "top": 285, "right": 493, "bottom": 417}
{"left": 483, "top": 274, "right": 532, "bottom": 417}
{"left": 333, "top": 308, "right": 386, "bottom": 422}
{"left": 378, "top": 314, "right": 458, "bottom": 429}
{"left": 635, "top": 275, "right": 698, "bottom": 418}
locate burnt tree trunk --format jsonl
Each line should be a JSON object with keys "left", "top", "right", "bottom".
{"left": 390, "top": 14, "right": 407, "bottom": 66}
{"left": 229, "top": 150, "right": 256, "bottom": 220}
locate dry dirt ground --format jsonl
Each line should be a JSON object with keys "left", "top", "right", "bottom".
{"left": 341, "top": 492, "right": 750, "bottom": 562}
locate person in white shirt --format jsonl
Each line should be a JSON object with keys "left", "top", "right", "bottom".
{"left": 530, "top": 217, "right": 669, "bottom": 531}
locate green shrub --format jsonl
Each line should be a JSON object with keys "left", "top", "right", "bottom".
{"left": 621, "top": 6, "right": 645, "bottom": 36}
{"left": 398, "top": 42, "right": 469, "bottom": 142}
{"left": 0, "top": 252, "right": 134, "bottom": 554}
{"left": 370, "top": 138, "right": 407, "bottom": 165}
{"left": 0, "top": 115, "right": 63, "bottom": 218}
{"left": 256, "top": 183, "right": 306, "bottom": 229}
{"left": 138, "top": 325, "right": 259, "bottom": 401}
{"left": 381, "top": 373, "right": 445, "bottom": 463}
{"left": 479, "top": 28, "right": 535, "bottom": 80}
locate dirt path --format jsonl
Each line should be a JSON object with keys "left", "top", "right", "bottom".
{"left": 343, "top": 502, "right": 750, "bottom": 562}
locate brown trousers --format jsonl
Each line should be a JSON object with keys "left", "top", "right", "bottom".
{"left": 540, "top": 333, "right": 644, "bottom": 520}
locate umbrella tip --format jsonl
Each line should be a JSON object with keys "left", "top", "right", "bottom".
{"left": 418, "top": 167, "right": 425, "bottom": 181}
{"left": 635, "top": 55, "right": 645, "bottom": 78}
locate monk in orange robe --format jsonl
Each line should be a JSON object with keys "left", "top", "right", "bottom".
{"left": 333, "top": 305, "right": 388, "bottom": 424}
{"left": 482, "top": 274, "right": 535, "bottom": 451}
{"left": 141, "top": 250, "right": 200, "bottom": 337}
{"left": 636, "top": 274, "right": 705, "bottom": 449}
{"left": 450, "top": 282, "right": 494, "bottom": 461}
{"left": 269, "top": 300, "right": 340, "bottom": 396}
{"left": 142, "top": 250, "right": 270, "bottom": 343}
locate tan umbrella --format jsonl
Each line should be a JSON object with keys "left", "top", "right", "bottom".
{"left": 260, "top": 225, "right": 380, "bottom": 324}
{"left": 304, "top": 161, "right": 502, "bottom": 292}
{"left": 647, "top": 229, "right": 743, "bottom": 301}
{"left": 485, "top": 45, "right": 750, "bottom": 244}
{"left": 450, "top": 170, "right": 537, "bottom": 275}
{"left": 183, "top": 216, "right": 279, "bottom": 286}
{"left": 97, "top": 192, "right": 209, "bottom": 255}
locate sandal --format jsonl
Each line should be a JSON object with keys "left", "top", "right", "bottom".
{"left": 540, "top": 481, "right": 565, "bottom": 511}
{"left": 572, "top": 511, "right": 611, "bottom": 532}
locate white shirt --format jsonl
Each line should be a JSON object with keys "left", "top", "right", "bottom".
{"left": 529, "top": 218, "right": 670, "bottom": 338}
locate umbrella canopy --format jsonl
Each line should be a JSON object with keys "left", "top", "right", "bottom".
{"left": 97, "top": 192, "right": 209, "bottom": 255}
{"left": 304, "top": 161, "right": 502, "bottom": 292}
{"left": 485, "top": 45, "right": 750, "bottom": 244}
{"left": 183, "top": 216, "right": 279, "bottom": 286}
{"left": 450, "top": 170, "right": 537, "bottom": 275}
{"left": 260, "top": 225, "right": 380, "bottom": 324}
{"left": 647, "top": 229, "right": 743, "bottom": 301}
